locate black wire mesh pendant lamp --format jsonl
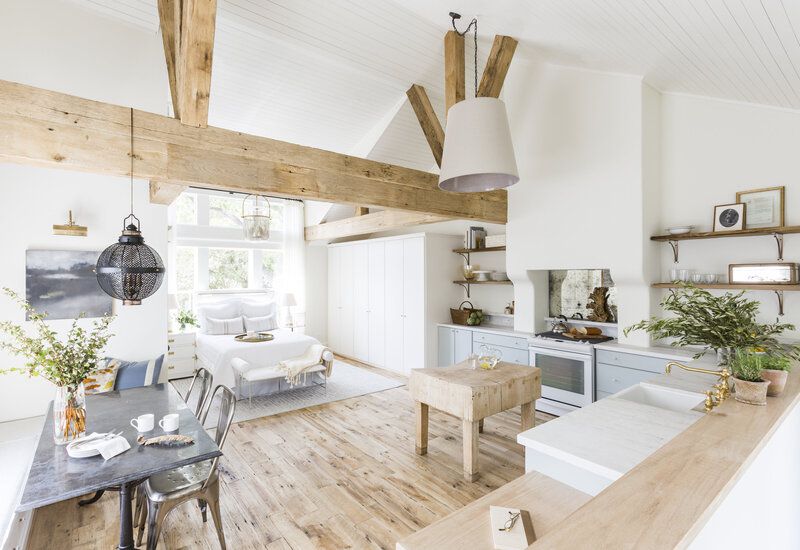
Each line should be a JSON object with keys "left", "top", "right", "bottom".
{"left": 96, "top": 109, "right": 165, "bottom": 306}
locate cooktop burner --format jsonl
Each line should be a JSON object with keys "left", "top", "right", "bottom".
{"left": 535, "top": 331, "right": 615, "bottom": 344}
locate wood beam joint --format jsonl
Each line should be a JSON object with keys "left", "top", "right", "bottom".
{"left": 478, "top": 36, "right": 518, "bottom": 98}
{"left": 406, "top": 84, "right": 444, "bottom": 167}
{"left": 305, "top": 210, "right": 450, "bottom": 241}
{"left": 444, "top": 31, "right": 465, "bottom": 114}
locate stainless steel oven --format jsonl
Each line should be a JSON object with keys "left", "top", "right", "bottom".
{"left": 529, "top": 340, "right": 594, "bottom": 416}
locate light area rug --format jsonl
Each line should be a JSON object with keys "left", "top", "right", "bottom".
{"left": 171, "top": 360, "right": 404, "bottom": 424}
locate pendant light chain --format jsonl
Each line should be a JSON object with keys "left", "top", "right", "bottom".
{"left": 129, "top": 108, "right": 134, "bottom": 218}
{"left": 450, "top": 14, "right": 479, "bottom": 97}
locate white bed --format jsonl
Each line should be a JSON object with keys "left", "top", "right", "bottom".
{"left": 196, "top": 329, "right": 321, "bottom": 390}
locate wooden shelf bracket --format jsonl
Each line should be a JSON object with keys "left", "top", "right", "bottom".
{"left": 775, "top": 290, "right": 785, "bottom": 316}
{"left": 774, "top": 232, "right": 784, "bottom": 261}
{"left": 668, "top": 240, "right": 679, "bottom": 263}
{"left": 456, "top": 281, "right": 471, "bottom": 298}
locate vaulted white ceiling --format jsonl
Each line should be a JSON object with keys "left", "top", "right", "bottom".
{"left": 69, "top": 0, "right": 800, "bottom": 178}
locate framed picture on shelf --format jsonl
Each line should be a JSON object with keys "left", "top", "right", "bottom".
{"left": 736, "top": 186, "right": 785, "bottom": 229}
{"left": 713, "top": 203, "right": 745, "bottom": 233}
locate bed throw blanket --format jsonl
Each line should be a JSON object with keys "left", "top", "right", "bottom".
{"left": 278, "top": 344, "right": 331, "bottom": 386}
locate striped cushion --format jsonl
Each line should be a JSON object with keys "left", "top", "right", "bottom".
{"left": 113, "top": 355, "right": 165, "bottom": 390}
{"left": 206, "top": 316, "right": 245, "bottom": 335}
{"left": 243, "top": 314, "right": 277, "bottom": 333}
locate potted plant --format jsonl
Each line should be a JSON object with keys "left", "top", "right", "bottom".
{"left": 624, "top": 284, "right": 800, "bottom": 367}
{"left": 0, "top": 288, "right": 114, "bottom": 444}
{"left": 175, "top": 309, "right": 199, "bottom": 332}
{"left": 759, "top": 354, "right": 792, "bottom": 397}
{"left": 730, "top": 349, "right": 770, "bottom": 405}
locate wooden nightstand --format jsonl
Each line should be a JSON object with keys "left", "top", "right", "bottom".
{"left": 166, "top": 332, "right": 197, "bottom": 379}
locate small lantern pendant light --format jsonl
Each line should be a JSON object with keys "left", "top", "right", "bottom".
{"left": 96, "top": 109, "right": 165, "bottom": 305}
{"left": 242, "top": 194, "right": 272, "bottom": 241}
{"left": 438, "top": 13, "right": 519, "bottom": 193}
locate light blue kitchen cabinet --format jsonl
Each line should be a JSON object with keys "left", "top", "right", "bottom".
{"left": 438, "top": 326, "right": 473, "bottom": 366}
{"left": 437, "top": 326, "right": 455, "bottom": 367}
{"left": 454, "top": 328, "right": 473, "bottom": 364}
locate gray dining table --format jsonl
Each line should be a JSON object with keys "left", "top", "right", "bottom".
{"left": 16, "top": 383, "right": 222, "bottom": 550}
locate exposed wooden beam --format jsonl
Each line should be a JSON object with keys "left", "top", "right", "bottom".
{"left": 406, "top": 84, "right": 444, "bottom": 167}
{"left": 175, "top": 0, "right": 217, "bottom": 127}
{"left": 149, "top": 180, "right": 187, "bottom": 205}
{"left": 477, "top": 35, "right": 518, "bottom": 98}
{"left": 355, "top": 206, "right": 369, "bottom": 216}
{"left": 444, "top": 31, "right": 465, "bottom": 114}
{"left": 157, "top": 0, "right": 182, "bottom": 119}
{"left": 0, "top": 80, "right": 507, "bottom": 223}
{"left": 305, "top": 210, "right": 449, "bottom": 242}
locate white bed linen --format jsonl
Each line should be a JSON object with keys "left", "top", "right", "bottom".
{"left": 196, "top": 330, "right": 320, "bottom": 389}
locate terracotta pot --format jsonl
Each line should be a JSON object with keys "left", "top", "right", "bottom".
{"left": 733, "top": 377, "right": 770, "bottom": 406}
{"left": 760, "top": 369, "right": 788, "bottom": 397}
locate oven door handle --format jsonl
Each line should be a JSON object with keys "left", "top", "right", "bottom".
{"left": 528, "top": 346, "right": 590, "bottom": 362}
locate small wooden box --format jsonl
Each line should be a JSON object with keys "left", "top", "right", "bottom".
{"left": 728, "top": 263, "right": 798, "bottom": 285}
{"left": 486, "top": 234, "right": 506, "bottom": 248}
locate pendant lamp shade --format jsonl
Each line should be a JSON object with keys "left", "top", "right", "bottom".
{"left": 438, "top": 97, "right": 519, "bottom": 193}
{"left": 96, "top": 220, "right": 165, "bottom": 306}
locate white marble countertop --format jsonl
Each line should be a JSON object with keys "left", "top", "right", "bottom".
{"left": 437, "top": 323, "right": 533, "bottom": 339}
{"left": 518, "top": 368, "right": 717, "bottom": 483}
{"left": 593, "top": 341, "right": 699, "bottom": 361}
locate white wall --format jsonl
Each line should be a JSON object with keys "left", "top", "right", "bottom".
{"left": 660, "top": 94, "right": 800, "bottom": 337}
{"left": 0, "top": 0, "right": 169, "bottom": 421}
{"left": 503, "top": 61, "right": 656, "bottom": 342}
{"left": 0, "top": 169, "right": 168, "bottom": 422}
{"left": 304, "top": 244, "right": 328, "bottom": 342}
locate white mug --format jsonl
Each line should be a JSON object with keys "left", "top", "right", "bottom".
{"left": 159, "top": 413, "right": 180, "bottom": 432}
{"left": 130, "top": 413, "right": 154, "bottom": 432}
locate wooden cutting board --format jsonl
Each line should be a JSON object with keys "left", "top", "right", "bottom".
{"left": 559, "top": 332, "right": 607, "bottom": 340}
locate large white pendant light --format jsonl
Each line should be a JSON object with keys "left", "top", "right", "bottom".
{"left": 438, "top": 13, "right": 519, "bottom": 193}
{"left": 439, "top": 97, "right": 519, "bottom": 192}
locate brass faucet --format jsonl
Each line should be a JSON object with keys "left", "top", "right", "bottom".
{"left": 665, "top": 361, "right": 732, "bottom": 413}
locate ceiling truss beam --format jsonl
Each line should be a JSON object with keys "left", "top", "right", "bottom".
{"left": 0, "top": 79, "right": 506, "bottom": 223}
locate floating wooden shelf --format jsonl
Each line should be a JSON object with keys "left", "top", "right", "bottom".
{"left": 453, "top": 280, "right": 512, "bottom": 285}
{"left": 652, "top": 283, "right": 800, "bottom": 291}
{"left": 651, "top": 226, "right": 800, "bottom": 242}
{"left": 652, "top": 283, "right": 800, "bottom": 315}
{"left": 452, "top": 245, "right": 506, "bottom": 253}
{"left": 652, "top": 226, "right": 800, "bottom": 262}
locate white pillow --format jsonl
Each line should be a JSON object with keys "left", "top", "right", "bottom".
{"left": 241, "top": 299, "right": 276, "bottom": 319}
{"left": 205, "top": 316, "right": 245, "bottom": 336}
{"left": 198, "top": 302, "right": 240, "bottom": 333}
{"left": 244, "top": 314, "right": 277, "bottom": 333}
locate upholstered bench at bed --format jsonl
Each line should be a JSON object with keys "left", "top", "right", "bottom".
{"left": 231, "top": 350, "right": 333, "bottom": 404}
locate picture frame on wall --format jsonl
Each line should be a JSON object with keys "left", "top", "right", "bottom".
{"left": 713, "top": 203, "right": 745, "bottom": 233}
{"left": 736, "top": 186, "right": 785, "bottom": 229}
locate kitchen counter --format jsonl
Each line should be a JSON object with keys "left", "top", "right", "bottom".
{"left": 437, "top": 322, "right": 533, "bottom": 339}
{"left": 593, "top": 340, "right": 698, "bottom": 361}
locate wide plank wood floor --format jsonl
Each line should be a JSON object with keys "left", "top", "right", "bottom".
{"left": 27, "top": 363, "right": 552, "bottom": 550}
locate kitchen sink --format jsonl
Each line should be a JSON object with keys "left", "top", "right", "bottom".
{"left": 613, "top": 383, "right": 706, "bottom": 413}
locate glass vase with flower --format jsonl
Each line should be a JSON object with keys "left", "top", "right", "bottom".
{"left": 0, "top": 288, "right": 114, "bottom": 445}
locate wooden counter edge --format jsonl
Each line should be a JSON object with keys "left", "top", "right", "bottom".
{"left": 396, "top": 471, "right": 591, "bottom": 550}
{"left": 529, "top": 366, "right": 800, "bottom": 549}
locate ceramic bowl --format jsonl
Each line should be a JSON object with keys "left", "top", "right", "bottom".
{"left": 490, "top": 271, "right": 509, "bottom": 281}
{"left": 667, "top": 226, "right": 693, "bottom": 235}
{"left": 473, "top": 270, "right": 492, "bottom": 282}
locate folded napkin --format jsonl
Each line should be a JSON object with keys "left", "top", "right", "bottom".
{"left": 68, "top": 432, "right": 130, "bottom": 460}
{"left": 95, "top": 435, "right": 130, "bottom": 460}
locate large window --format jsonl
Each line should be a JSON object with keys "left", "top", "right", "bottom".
{"left": 168, "top": 190, "right": 295, "bottom": 312}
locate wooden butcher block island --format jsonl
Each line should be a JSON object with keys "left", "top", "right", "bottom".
{"left": 409, "top": 361, "right": 542, "bottom": 481}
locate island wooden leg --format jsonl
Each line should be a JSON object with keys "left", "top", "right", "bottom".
{"left": 521, "top": 401, "right": 535, "bottom": 431}
{"left": 462, "top": 419, "right": 479, "bottom": 482}
{"left": 415, "top": 401, "right": 429, "bottom": 455}
{"left": 478, "top": 419, "right": 484, "bottom": 433}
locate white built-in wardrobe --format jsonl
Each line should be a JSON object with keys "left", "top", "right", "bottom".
{"left": 327, "top": 233, "right": 461, "bottom": 374}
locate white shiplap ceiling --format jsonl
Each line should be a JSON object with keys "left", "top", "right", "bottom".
{"left": 67, "top": 0, "right": 800, "bottom": 178}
